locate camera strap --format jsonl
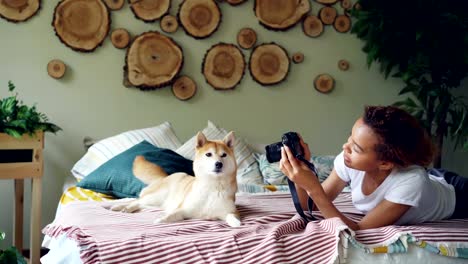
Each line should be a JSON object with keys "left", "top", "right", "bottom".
{"left": 287, "top": 155, "right": 318, "bottom": 223}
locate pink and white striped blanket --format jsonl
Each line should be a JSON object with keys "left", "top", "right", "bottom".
{"left": 43, "top": 193, "right": 468, "bottom": 264}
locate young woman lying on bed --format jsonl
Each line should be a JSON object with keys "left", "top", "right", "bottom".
{"left": 280, "top": 105, "right": 468, "bottom": 230}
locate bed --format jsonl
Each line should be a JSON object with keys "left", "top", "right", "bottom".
{"left": 41, "top": 121, "right": 468, "bottom": 264}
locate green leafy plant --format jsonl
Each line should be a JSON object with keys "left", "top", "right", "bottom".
{"left": 0, "top": 81, "right": 61, "bottom": 138}
{"left": 351, "top": 0, "right": 468, "bottom": 167}
{"left": 0, "top": 230, "right": 27, "bottom": 264}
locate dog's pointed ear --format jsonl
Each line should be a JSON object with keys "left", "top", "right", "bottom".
{"left": 223, "top": 131, "right": 235, "bottom": 149}
{"left": 196, "top": 131, "right": 207, "bottom": 148}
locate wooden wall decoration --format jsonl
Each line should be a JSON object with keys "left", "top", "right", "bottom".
{"left": 202, "top": 43, "right": 246, "bottom": 90}
{"left": 178, "top": 0, "right": 222, "bottom": 39}
{"left": 47, "top": 59, "right": 66, "bottom": 79}
{"left": 110, "top": 28, "right": 131, "bottom": 49}
{"left": 125, "top": 31, "right": 184, "bottom": 90}
{"left": 129, "top": 0, "right": 170, "bottom": 22}
{"left": 314, "top": 73, "right": 335, "bottom": 93}
{"left": 172, "top": 76, "right": 197, "bottom": 100}
{"left": 302, "top": 15, "right": 324, "bottom": 38}
{"left": 160, "top": 15, "right": 179, "bottom": 33}
{"left": 292, "top": 52, "right": 304, "bottom": 64}
{"left": 237, "top": 27, "right": 257, "bottom": 49}
{"left": 338, "top": 59, "right": 349, "bottom": 71}
{"left": 249, "top": 43, "right": 290, "bottom": 86}
{"left": 254, "top": 0, "right": 310, "bottom": 31}
{"left": 0, "top": 0, "right": 41, "bottom": 23}
{"left": 52, "top": 0, "right": 110, "bottom": 52}
{"left": 333, "top": 15, "right": 351, "bottom": 33}
{"left": 318, "top": 6, "right": 337, "bottom": 25}
{"left": 103, "top": 0, "right": 124, "bottom": 11}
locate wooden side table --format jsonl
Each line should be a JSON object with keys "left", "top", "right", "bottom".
{"left": 0, "top": 131, "right": 43, "bottom": 264}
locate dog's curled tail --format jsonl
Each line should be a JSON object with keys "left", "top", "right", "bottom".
{"left": 133, "top": 155, "right": 168, "bottom": 185}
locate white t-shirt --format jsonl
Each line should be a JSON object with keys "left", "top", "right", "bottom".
{"left": 333, "top": 151, "right": 456, "bottom": 225}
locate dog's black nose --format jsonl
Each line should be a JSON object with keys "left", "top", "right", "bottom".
{"left": 215, "top": 162, "right": 223, "bottom": 169}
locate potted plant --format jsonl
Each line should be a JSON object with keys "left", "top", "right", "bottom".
{"left": 0, "top": 81, "right": 61, "bottom": 139}
{"left": 350, "top": 0, "right": 468, "bottom": 167}
{"left": 0, "top": 230, "right": 27, "bottom": 264}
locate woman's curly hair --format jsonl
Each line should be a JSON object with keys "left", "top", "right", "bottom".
{"left": 363, "top": 105, "right": 436, "bottom": 167}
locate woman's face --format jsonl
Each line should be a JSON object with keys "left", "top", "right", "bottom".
{"left": 342, "top": 118, "right": 381, "bottom": 171}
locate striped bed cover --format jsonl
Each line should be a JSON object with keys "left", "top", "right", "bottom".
{"left": 43, "top": 193, "right": 468, "bottom": 264}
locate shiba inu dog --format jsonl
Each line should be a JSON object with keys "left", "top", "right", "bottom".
{"left": 110, "top": 131, "right": 241, "bottom": 227}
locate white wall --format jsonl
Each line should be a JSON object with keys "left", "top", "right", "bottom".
{"left": 0, "top": 0, "right": 466, "bottom": 248}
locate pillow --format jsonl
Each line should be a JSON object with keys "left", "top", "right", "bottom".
{"left": 72, "top": 122, "right": 182, "bottom": 180}
{"left": 255, "top": 153, "right": 335, "bottom": 185}
{"left": 176, "top": 121, "right": 262, "bottom": 185}
{"left": 76, "top": 140, "right": 194, "bottom": 198}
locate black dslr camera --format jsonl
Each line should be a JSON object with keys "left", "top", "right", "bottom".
{"left": 265, "top": 132, "right": 304, "bottom": 163}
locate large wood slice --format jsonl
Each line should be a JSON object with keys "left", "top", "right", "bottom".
{"left": 125, "top": 31, "right": 184, "bottom": 90}
{"left": 249, "top": 43, "right": 290, "bottom": 86}
{"left": 52, "top": 0, "right": 110, "bottom": 52}
{"left": 0, "top": 0, "right": 41, "bottom": 23}
{"left": 202, "top": 43, "right": 245, "bottom": 90}
{"left": 254, "top": 0, "right": 310, "bottom": 31}
{"left": 129, "top": 0, "right": 170, "bottom": 22}
{"left": 178, "top": 0, "right": 221, "bottom": 39}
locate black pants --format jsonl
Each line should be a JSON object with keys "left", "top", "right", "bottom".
{"left": 428, "top": 168, "right": 468, "bottom": 219}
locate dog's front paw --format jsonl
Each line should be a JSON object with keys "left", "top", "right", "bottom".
{"left": 226, "top": 213, "right": 241, "bottom": 227}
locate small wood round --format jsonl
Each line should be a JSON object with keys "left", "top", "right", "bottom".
{"left": 129, "top": 0, "right": 170, "bottom": 22}
{"left": 237, "top": 28, "right": 257, "bottom": 49}
{"left": 202, "top": 43, "right": 246, "bottom": 90}
{"left": 52, "top": 0, "right": 110, "bottom": 52}
{"left": 111, "top": 28, "right": 130, "bottom": 49}
{"left": 302, "top": 15, "right": 324, "bottom": 38}
{"left": 172, "top": 76, "right": 197, "bottom": 100}
{"left": 226, "top": 0, "right": 247, "bottom": 5}
{"left": 0, "top": 0, "right": 41, "bottom": 23}
{"left": 178, "top": 0, "right": 221, "bottom": 39}
{"left": 338, "top": 59, "right": 350, "bottom": 71}
{"left": 353, "top": 2, "right": 362, "bottom": 11}
{"left": 160, "top": 15, "right": 179, "bottom": 33}
{"left": 314, "top": 74, "right": 335, "bottom": 93}
{"left": 249, "top": 43, "right": 290, "bottom": 86}
{"left": 125, "top": 31, "right": 184, "bottom": 90}
{"left": 333, "top": 15, "right": 351, "bottom": 33}
{"left": 254, "top": 0, "right": 310, "bottom": 31}
{"left": 341, "top": 0, "right": 352, "bottom": 10}
{"left": 47, "top": 59, "right": 66, "bottom": 79}
{"left": 315, "top": 0, "right": 338, "bottom": 5}
{"left": 318, "top": 6, "right": 337, "bottom": 25}
{"left": 292, "top": 52, "right": 304, "bottom": 64}
{"left": 103, "top": 0, "right": 124, "bottom": 10}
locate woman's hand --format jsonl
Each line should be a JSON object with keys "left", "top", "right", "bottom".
{"left": 297, "top": 133, "right": 311, "bottom": 161}
{"left": 280, "top": 145, "right": 321, "bottom": 194}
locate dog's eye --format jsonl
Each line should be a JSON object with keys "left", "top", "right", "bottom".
{"left": 205, "top": 153, "right": 212, "bottom": 157}
{"left": 221, "top": 153, "right": 227, "bottom": 158}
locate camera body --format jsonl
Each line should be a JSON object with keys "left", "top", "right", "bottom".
{"left": 265, "top": 132, "right": 304, "bottom": 163}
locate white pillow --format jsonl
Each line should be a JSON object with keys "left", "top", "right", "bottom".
{"left": 71, "top": 121, "right": 182, "bottom": 180}
{"left": 176, "top": 121, "right": 262, "bottom": 184}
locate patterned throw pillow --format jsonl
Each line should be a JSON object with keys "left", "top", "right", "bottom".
{"left": 71, "top": 122, "right": 182, "bottom": 180}
{"left": 176, "top": 121, "right": 262, "bottom": 184}
{"left": 255, "top": 153, "right": 335, "bottom": 184}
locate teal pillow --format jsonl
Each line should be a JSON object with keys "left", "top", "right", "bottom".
{"left": 77, "top": 140, "right": 194, "bottom": 198}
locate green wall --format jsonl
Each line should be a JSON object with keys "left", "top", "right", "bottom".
{"left": 0, "top": 0, "right": 466, "bottom": 248}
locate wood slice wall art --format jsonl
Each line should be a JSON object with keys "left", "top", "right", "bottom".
{"left": 172, "top": 75, "right": 197, "bottom": 100}
{"left": 111, "top": 28, "right": 130, "bottom": 49}
{"left": 0, "top": 0, "right": 41, "bottom": 23}
{"left": 338, "top": 59, "right": 349, "bottom": 71}
{"left": 52, "top": 0, "right": 110, "bottom": 52}
{"left": 314, "top": 73, "right": 335, "bottom": 93}
{"left": 318, "top": 6, "right": 337, "bottom": 25}
{"left": 103, "top": 0, "right": 124, "bottom": 10}
{"left": 292, "top": 52, "right": 304, "bottom": 64}
{"left": 341, "top": 0, "right": 352, "bottom": 10}
{"left": 129, "top": 0, "right": 170, "bottom": 22}
{"left": 202, "top": 43, "right": 245, "bottom": 90}
{"left": 302, "top": 15, "right": 323, "bottom": 38}
{"left": 160, "top": 15, "right": 179, "bottom": 33}
{"left": 237, "top": 27, "right": 257, "bottom": 49}
{"left": 178, "top": 0, "right": 221, "bottom": 39}
{"left": 249, "top": 43, "right": 290, "bottom": 86}
{"left": 333, "top": 15, "right": 351, "bottom": 33}
{"left": 47, "top": 59, "right": 66, "bottom": 79}
{"left": 125, "top": 31, "right": 184, "bottom": 90}
{"left": 254, "top": 0, "right": 310, "bottom": 31}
